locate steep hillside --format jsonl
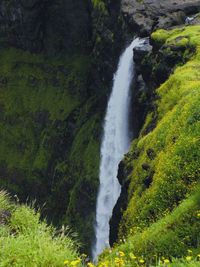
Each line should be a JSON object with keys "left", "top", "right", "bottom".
{"left": 98, "top": 25, "right": 200, "bottom": 266}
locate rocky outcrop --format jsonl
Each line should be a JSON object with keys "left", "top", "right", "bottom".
{"left": 0, "top": 209, "right": 11, "bottom": 225}
{"left": 121, "top": 0, "right": 200, "bottom": 36}
{"left": 109, "top": 159, "right": 131, "bottom": 246}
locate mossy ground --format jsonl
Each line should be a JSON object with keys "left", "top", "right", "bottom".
{"left": 96, "top": 25, "right": 200, "bottom": 266}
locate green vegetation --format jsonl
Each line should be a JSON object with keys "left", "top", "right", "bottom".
{"left": 96, "top": 25, "right": 200, "bottom": 266}
{"left": 0, "top": 45, "right": 100, "bottom": 252}
{"left": 0, "top": 190, "right": 83, "bottom": 267}
{"left": 95, "top": 190, "right": 200, "bottom": 266}
{"left": 92, "top": 0, "right": 107, "bottom": 14}
{"left": 2, "top": 185, "right": 197, "bottom": 267}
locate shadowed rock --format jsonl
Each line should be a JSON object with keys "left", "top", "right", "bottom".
{"left": 121, "top": 0, "right": 200, "bottom": 36}
{"left": 0, "top": 209, "right": 11, "bottom": 225}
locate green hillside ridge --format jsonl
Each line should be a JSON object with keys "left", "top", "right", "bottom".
{"left": 96, "top": 25, "right": 200, "bottom": 266}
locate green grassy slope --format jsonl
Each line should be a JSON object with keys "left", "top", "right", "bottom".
{"left": 97, "top": 25, "right": 200, "bottom": 266}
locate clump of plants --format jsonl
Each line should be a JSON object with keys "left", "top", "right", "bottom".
{"left": 0, "top": 190, "right": 84, "bottom": 267}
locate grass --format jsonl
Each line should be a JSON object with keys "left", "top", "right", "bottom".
{"left": 121, "top": 25, "right": 200, "bottom": 233}
{"left": 0, "top": 48, "right": 85, "bottom": 120}
{"left": 0, "top": 47, "right": 90, "bottom": 170}
{"left": 95, "top": 190, "right": 200, "bottom": 266}
{"left": 0, "top": 190, "right": 83, "bottom": 267}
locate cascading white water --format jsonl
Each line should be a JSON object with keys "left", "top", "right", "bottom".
{"left": 92, "top": 38, "right": 144, "bottom": 261}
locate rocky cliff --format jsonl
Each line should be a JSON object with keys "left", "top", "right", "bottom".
{"left": 121, "top": 0, "right": 200, "bottom": 36}
{"left": 0, "top": 0, "right": 91, "bottom": 53}
{"left": 0, "top": 0, "right": 124, "bottom": 253}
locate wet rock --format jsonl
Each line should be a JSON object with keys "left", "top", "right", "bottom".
{"left": 109, "top": 160, "right": 130, "bottom": 245}
{"left": 144, "top": 173, "right": 153, "bottom": 188}
{"left": 0, "top": 0, "right": 91, "bottom": 54}
{"left": 0, "top": 209, "right": 11, "bottom": 225}
{"left": 142, "top": 163, "right": 150, "bottom": 171}
{"left": 147, "top": 148, "right": 156, "bottom": 160}
{"left": 0, "top": 76, "right": 8, "bottom": 85}
{"left": 133, "top": 38, "right": 152, "bottom": 65}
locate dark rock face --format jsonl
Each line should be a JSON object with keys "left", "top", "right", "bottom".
{"left": 109, "top": 159, "right": 130, "bottom": 246}
{"left": 90, "top": 0, "right": 125, "bottom": 98}
{"left": 0, "top": 0, "right": 91, "bottom": 53}
{"left": 0, "top": 209, "right": 11, "bottom": 225}
{"left": 121, "top": 0, "right": 200, "bottom": 36}
{"left": 133, "top": 38, "right": 152, "bottom": 63}
{"left": 129, "top": 39, "right": 152, "bottom": 138}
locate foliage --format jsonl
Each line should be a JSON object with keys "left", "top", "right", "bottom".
{"left": 0, "top": 190, "right": 83, "bottom": 267}
{"left": 0, "top": 190, "right": 14, "bottom": 211}
{"left": 92, "top": 0, "right": 107, "bottom": 14}
{"left": 97, "top": 190, "right": 200, "bottom": 266}
{"left": 0, "top": 45, "right": 100, "bottom": 253}
{"left": 120, "top": 24, "right": 200, "bottom": 237}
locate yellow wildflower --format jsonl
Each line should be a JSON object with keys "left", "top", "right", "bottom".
{"left": 64, "top": 260, "right": 69, "bottom": 265}
{"left": 197, "top": 254, "right": 200, "bottom": 258}
{"left": 186, "top": 256, "right": 192, "bottom": 261}
{"left": 164, "top": 259, "right": 170, "bottom": 264}
{"left": 114, "top": 257, "right": 124, "bottom": 267}
{"left": 87, "top": 262, "right": 95, "bottom": 267}
{"left": 99, "top": 261, "right": 108, "bottom": 267}
{"left": 129, "top": 253, "right": 137, "bottom": 260}
{"left": 70, "top": 258, "right": 81, "bottom": 267}
{"left": 139, "top": 259, "right": 145, "bottom": 264}
{"left": 119, "top": 251, "right": 125, "bottom": 257}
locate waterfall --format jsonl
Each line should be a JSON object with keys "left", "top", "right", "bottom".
{"left": 92, "top": 38, "right": 144, "bottom": 261}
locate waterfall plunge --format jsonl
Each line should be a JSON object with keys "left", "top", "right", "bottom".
{"left": 92, "top": 38, "right": 144, "bottom": 261}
